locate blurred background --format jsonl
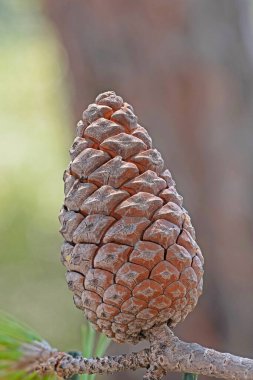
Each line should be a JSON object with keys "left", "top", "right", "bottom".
{"left": 1, "top": 1, "right": 253, "bottom": 379}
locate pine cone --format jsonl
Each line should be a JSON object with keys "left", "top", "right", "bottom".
{"left": 60, "top": 91, "right": 204, "bottom": 344}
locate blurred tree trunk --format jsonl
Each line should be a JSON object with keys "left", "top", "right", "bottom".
{"left": 43, "top": 0, "right": 253, "bottom": 378}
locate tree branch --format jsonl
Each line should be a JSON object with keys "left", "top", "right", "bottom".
{"left": 148, "top": 325, "right": 253, "bottom": 379}
{"left": 34, "top": 324, "right": 253, "bottom": 380}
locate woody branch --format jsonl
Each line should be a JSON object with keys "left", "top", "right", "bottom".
{"left": 34, "top": 324, "right": 253, "bottom": 380}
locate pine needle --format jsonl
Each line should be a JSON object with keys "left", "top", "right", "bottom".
{"left": 0, "top": 311, "right": 56, "bottom": 380}
{"left": 182, "top": 373, "right": 198, "bottom": 380}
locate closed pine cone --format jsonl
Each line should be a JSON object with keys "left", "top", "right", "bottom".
{"left": 60, "top": 91, "right": 204, "bottom": 344}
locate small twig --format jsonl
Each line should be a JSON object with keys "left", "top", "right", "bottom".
{"left": 67, "top": 351, "right": 82, "bottom": 380}
{"left": 34, "top": 324, "right": 253, "bottom": 380}
{"left": 35, "top": 349, "right": 150, "bottom": 379}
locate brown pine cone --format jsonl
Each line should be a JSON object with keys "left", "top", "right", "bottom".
{"left": 59, "top": 91, "right": 204, "bottom": 344}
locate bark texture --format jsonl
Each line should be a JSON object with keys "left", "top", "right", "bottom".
{"left": 34, "top": 325, "right": 253, "bottom": 379}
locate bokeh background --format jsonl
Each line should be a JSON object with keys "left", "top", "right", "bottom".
{"left": 1, "top": 1, "right": 253, "bottom": 379}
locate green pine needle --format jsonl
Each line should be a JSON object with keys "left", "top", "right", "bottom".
{"left": 182, "top": 373, "right": 198, "bottom": 380}
{"left": 0, "top": 311, "right": 56, "bottom": 380}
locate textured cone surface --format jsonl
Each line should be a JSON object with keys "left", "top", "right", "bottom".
{"left": 60, "top": 91, "right": 204, "bottom": 344}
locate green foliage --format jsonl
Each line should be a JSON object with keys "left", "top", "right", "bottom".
{"left": 182, "top": 373, "right": 198, "bottom": 380}
{"left": 0, "top": 311, "right": 55, "bottom": 380}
